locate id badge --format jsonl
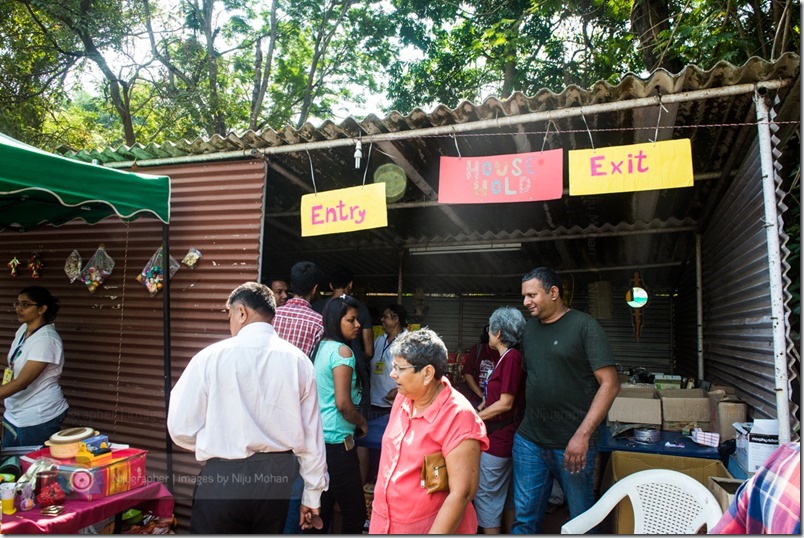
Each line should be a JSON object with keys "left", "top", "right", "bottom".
{"left": 2, "top": 368, "right": 12, "bottom": 385}
{"left": 374, "top": 361, "right": 385, "bottom": 375}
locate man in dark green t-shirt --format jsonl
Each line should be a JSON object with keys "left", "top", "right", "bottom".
{"left": 511, "top": 267, "right": 620, "bottom": 534}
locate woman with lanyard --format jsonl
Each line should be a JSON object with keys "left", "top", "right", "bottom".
{"left": 368, "top": 304, "right": 408, "bottom": 419}
{"left": 475, "top": 306, "right": 526, "bottom": 534}
{"left": 1, "top": 287, "right": 68, "bottom": 448}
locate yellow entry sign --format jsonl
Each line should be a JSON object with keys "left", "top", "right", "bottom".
{"left": 301, "top": 183, "right": 388, "bottom": 237}
{"left": 569, "top": 139, "right": 693, "bottom": 195}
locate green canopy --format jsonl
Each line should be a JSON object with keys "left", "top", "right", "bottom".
{"left": 0, "top": 132, "right": 170, "bottom": 231}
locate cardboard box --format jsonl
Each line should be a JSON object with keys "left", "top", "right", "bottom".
{"left": 653, "top": 374, "right": 682, "bottom": 390}
{"left": 727, "top": 454, "right": 751, "bottom": 480}
{"left": 662, "top": 420, "right": 711, "bottom": 432}
{"left": 708, "top": 390, "right": 747, "bottom": 442}
{"left": 21, "top": 447, "right": 147, "bottom": 500}
{"left": 607, "top": 386, "right": 662, "bottom": 425}
{"left": 707, "top": 476, "right": 745, "bottom": 513}
{"left": 601, "top": 451, "right": 732, "bottom": 534}
{"left": 734, "top": 419, "right": 780, "bottom": 472}
{"left": 659, "top": 388, "right": 709, "bottom": 423}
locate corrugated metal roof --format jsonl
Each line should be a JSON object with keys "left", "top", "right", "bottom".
{"left": 66, "top": 53, "right": 800, "bottom": 298}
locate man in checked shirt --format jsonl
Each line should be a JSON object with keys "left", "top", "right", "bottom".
{"left": 273, "top": 261, "right": 325, "bottom": 359}
{"left": 710, "top": 441, "right": 800, "bottom": 534}
{"left": 273, "top": 260, "right": 327, "bottom": 534}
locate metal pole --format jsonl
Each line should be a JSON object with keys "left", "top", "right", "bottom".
{"left": 695, "top": 233, "right": 704, "bottom": 380}
{"left": 397, "top": 250, "right": 404, "bottom": 304}
{"left": 754, "top": 90, "right": 791, "bottom": 443}
{"left": 162, "top": 223, "right": 174, "bottom": 491}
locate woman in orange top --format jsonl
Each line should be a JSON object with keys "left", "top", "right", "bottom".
{"left": 369, "top": 328, "right": 488, "bottom": 534}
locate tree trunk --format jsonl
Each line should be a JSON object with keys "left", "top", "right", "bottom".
{"left": 249, "top": 0, "right": 278, "bottom": 131}
{"left": 201, "top": 0, "right": 226, "bottom": 135}
{"left": 630, "top": 0, "right": 684, "bottom": 73}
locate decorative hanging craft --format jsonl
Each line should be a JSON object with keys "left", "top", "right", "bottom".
{"left": 80, "top": 244, "right": 115, "bottom": 293}
{"left": 64, "top": 250, "right": 82, "bottom": 283}
{"left": 137, "top": 245, "right": 180, "bottom": 297}
{"left": 626, "top": 271, "right": 649, "bottom": 342}
{"left": 181, "top": 247, "right": 202, "bottom": 269}
{"left": 7, "top": 256, "right": 21, "bottom": 277}
{"left": 28, "top": 253, "right": 43, "bottom": 278}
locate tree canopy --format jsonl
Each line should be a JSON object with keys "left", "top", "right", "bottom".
{"left": 0, "top": 0, "right": 798, "bottom": 149}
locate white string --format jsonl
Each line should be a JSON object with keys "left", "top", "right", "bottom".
{"left": 541, "top": 120, "right": 555, "bottom": 152}
{"left": 452, "top": 128, "right": 462, "bottom": 158}
{"left": 650, "top": 94, "right": 669, "bottom": 144}
{"left": 580, "top": 110, "right": 595, "bottom": 151}
{"left": 306, "top": 150, "right": 317, "bottom": 194}
{"left": 362, "top": 142, "right": 373, "bottom": 186}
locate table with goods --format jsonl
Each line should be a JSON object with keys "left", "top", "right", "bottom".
{"left": 0, "top": 427, "right": 174, "bottom": 534}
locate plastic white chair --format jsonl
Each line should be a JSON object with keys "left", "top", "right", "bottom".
{"left": 560, "top": 468, "right": 724, "bottom": 534}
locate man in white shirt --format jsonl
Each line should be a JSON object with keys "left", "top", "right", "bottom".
{"left": 168, "top": 281, "right": 328, "bottom": 533}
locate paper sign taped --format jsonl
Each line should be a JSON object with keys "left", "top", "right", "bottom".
{"left": 569, "top": 139, "right": 693, "bottom": 195}
{"left": 301, "top": 184, "right": 387, "bottom": 237}
{"left": 438, "top": 149, "right": 563, "bottom": 203}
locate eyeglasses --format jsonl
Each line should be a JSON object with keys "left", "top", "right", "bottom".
{"left": 13, "top": 301, "right": 38, "bottom": 309}
{"left": 391, "top": 362, "right": 416, "bottom": 374}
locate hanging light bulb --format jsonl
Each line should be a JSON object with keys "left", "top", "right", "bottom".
{"left": 354, "top": 140, "right": 363, "bottom": 169}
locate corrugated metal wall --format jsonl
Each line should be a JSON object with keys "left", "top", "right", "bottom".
{"left": 0, "top": 158, "right": 266, "bottom": 531}
{"left": 673, "top": 262, "right": 700, "bottom": 379}
{"left": 367, "top": 290, "right": 674, "bottom": 373}
{"left": 697, "top": 141, "right": 778, "bottom": 419}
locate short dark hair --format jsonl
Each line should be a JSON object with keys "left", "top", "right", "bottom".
{"left": 19, "top": 286, "right": 59, "bottom": 322}
{"left": 522, "top": 267, "right": 563, "bottom": 297}
{"left": 290, "top": 261, "right": 322, "bottom": 296}
{"left": 389, "top": 328, "right": 447, "bottom": 379}
{"left": 480, "top": 324, "right": 490, "bottom": 344}
{"left": 386, "top": 303, "right": 408, "bottom": 327}
{"left": 321, "top": 295, "right": 361, "bottom": 343}
{"left": 227, "top": 282, "right": 276, "bottom": 318}
{"left": 329, "top": 266, "right": 354, "bottom": 289}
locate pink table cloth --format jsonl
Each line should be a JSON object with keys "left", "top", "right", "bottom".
{"left": 2, "top": 481, "right": 174, "bottom": 534}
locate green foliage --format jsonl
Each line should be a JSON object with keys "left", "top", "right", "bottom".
{"left": 2, "top": 0, "right": 799, "bottom": 144}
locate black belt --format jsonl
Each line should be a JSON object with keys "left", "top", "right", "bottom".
{"left": 207, "top": 450, "right": 293, "bottom": 464}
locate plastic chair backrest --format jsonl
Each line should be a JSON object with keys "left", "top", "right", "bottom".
{"left": 560, "top": 468, "right": 724, "bottom": 534}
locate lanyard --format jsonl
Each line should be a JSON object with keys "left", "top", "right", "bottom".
{"left": 381, "top": 337, "right": 394, "bottom": 358}
{"left": 381, "top": 331, "right": 402, "bottom": 360}
{"left": 9, "top": 324, "right": 46, "bottom": 369}
{"left": 483, "top": 348, "right": 511, "bottom": 400}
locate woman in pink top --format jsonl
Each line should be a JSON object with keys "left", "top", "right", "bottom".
{"left": 369, "top": 329, "right": 489, "bottom": 534}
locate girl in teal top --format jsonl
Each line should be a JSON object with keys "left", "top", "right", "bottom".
{"left": 312, "top": 295, "right": 368, "bottom": 533}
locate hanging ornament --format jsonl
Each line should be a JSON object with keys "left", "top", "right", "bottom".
{"left": 64, "top": 250, "right": 82, "bottom": 283}
{"left": 181, "top": 247, "right": 202, "bottom": 269}
{"left": 7, "top": 256, "right": 21, "bottom": 277}
{"left": 28, "top": 253, "right": 43, "bottom": 279}
{"left": 354, "top": 139, "right": 363, "bottom": 169}
{"left": 137, "top": 245, "right": 180, "bottom": 297}
{"left": 80, "top": 244, "right": 115, "bottom": 293}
